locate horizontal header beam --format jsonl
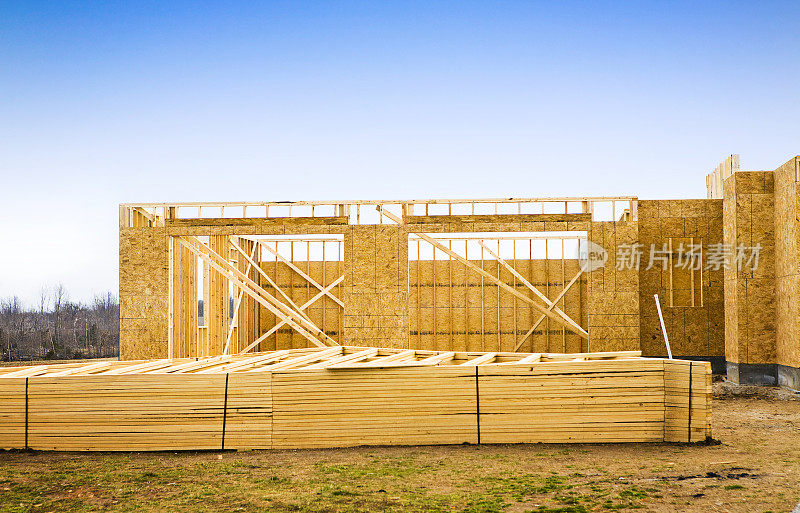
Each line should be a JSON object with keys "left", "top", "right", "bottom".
{"left": 121, "top": 196, "right": 637, "bottom": 208}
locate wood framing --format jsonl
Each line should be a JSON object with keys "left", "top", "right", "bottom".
{"left": 124, "top": 196, "right": 643, "bottom": 359}
{"left": 477, "top": 241, "right": 587, "bottom": 338}
{"left": 121, "top": 196, "right": 637, "bottom": 228}
{"left": 706, "top": 154, "right": 739, "bottom": 199}
{"left": 378, "top": 207, "right": 587, "bottom": 337}
{"left": 178, "top": 235, "right": 337, "bottom": 348}
{"left": 515, "top": 268, "right": 584, "bottom": 351}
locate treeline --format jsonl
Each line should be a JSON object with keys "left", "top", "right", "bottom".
{"left": 0, "top": 285, "right": 119, "bottom": 361}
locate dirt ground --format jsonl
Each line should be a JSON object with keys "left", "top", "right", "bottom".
{"left": 0, "top": 385, "right": 798, "bottom": 513}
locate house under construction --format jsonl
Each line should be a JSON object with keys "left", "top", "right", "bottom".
{"left": 118, "top": 154, "right": 800, "bottom": 388}
{"left": 15, "top": 155, "right": 797, "bottom": 450}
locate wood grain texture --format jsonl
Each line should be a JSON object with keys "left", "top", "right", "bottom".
{"left": 0, "top": 350, "right": 711, "bottom": 450}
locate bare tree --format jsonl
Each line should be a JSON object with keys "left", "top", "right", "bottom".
{"left": 52, "top": 284, "right": 67, "bottom": 355}
{"left": 36, "top": 287, "right": 50, "bottom": 357}
{"left": 38, "top": 287, "right": 49, "bottom": 315}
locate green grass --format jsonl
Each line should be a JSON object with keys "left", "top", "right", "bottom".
{"left": 0, "top": 451, "right": 659, "bottom": 513}
{"left": 724, "top": 484, "right": 745, "bottom": 490}
{"left": 0, "top": 436, "right": 781, "bottom": 513}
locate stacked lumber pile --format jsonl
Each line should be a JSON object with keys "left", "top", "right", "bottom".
{"left": 0, "top": 347, "right": 711, "bottom": 451}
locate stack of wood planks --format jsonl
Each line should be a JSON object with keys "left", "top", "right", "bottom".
{"left": 0, "top": 347, "right": 711, "bottom": 451}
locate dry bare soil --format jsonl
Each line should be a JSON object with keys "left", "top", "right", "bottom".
{"left": 0, "top": 388, "right": 798, "bottom": 513}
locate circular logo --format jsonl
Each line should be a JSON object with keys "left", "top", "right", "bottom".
{"left": 577, "top": 240, "right": 608, "bottom": 272}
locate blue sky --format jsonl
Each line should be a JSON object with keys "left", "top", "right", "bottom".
{"left": 1, "top": 1, "right": 799, "bottom": 305}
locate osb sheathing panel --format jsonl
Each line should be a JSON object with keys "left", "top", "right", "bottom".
{"left": 586, "top": 220, "right": 640, "bottom": 352}
{"left": 723, "top": 177, "right": 738, "bottom": 363}
{"left": 343, "top": 225, "right": 409, "bottom": 348}
{"left": 745, "top": 278, "right": 777, "bottom": 363}
{"left": 637, "top": 200, "right": 724, "bottom": 358}
{"left": 723, "top": 172, "right": 777, "bottom": 365}
{"left": 774, "top": 157, "right": 800, "bottom": 368}
{"left": 120, "top": 227, "right": 169, "bottom": 360}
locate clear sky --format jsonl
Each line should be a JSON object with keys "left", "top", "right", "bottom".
{"left": 1, "top": 1, "right": 799, "bottom": 305}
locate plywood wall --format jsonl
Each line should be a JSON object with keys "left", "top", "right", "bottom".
{"left": 122, "top": 215, "right": 599, "bottom": 359}
{"left": 637, "top": 200, "right": 724, "bottom": 360}
{"left": 342, "top": 225, "right": 409, "bottom": 348}
{"left": 723, "top": 172, "right": 776, "bottom": 366}
{"left": 120, "top": 227, "right": 169, "bottom": 360}
{"left": 773, "top": 157, "right": 800, "bottom": 371}
{"left": 586, "top": 220, "right": 640, "bottom": 352}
